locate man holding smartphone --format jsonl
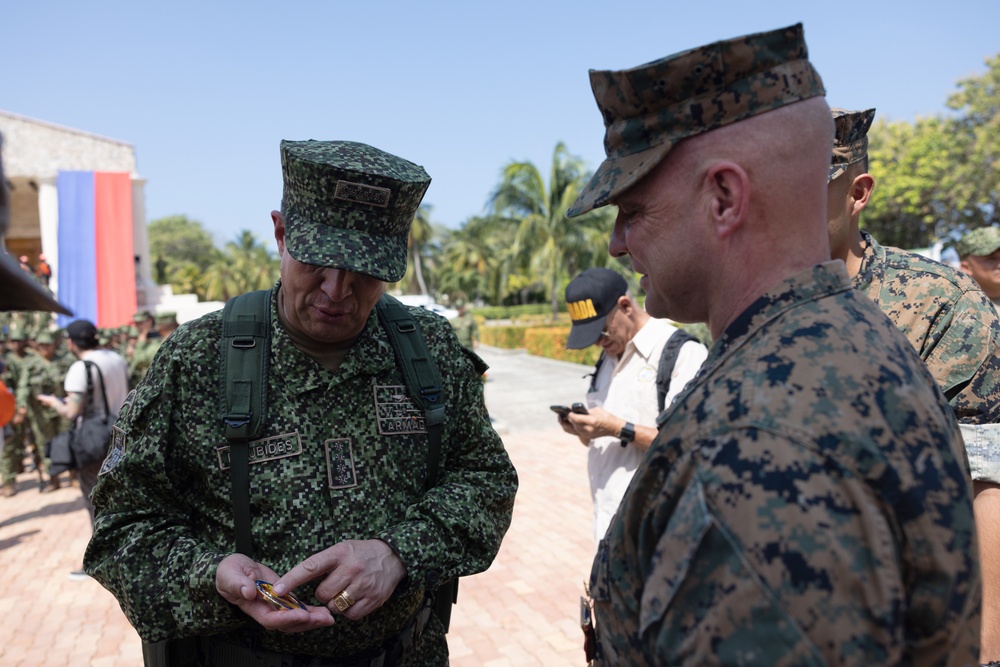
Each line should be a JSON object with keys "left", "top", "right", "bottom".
{"left": 556, "top": 268, "right": 706, "bottom": 545}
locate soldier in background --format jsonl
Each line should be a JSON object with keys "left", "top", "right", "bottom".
{"left": 154, "top": 311, "right": 179, "bottom": 341}
{"left": 1, "top": 328, "right": 32, "bottom": 496}
{"left": 827, "top": 108, "right": 1000, "bottom": 661}
{"left": 17, "top": 330, "right": 67, "bottom": 491}
{"left": 568, "top": 24, "right": 980, "bottom": 665}
{"left": 955, "top": 227, "right": 1000, "bottom": 313}
{"left": 129, "top": 312, "right": 177, "bottom": 386}
{"left": 449, "top": 301, "right": 478, "bottom": 351}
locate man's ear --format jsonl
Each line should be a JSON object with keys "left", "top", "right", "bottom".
{"left": 850, "top": 173, "right": 875, "bottom": 216}
{"left": 271, "top": 210, "right": 286, "bottom": 255}
{"left": 617, "top": 294, "right": 632, "bottom": 315}
{"left": 705, "top": 162, "right": 749, "bottom": 240}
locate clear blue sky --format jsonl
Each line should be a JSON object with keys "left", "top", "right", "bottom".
{"left": 3, "top": 1, "right": 998, "bottom": 246}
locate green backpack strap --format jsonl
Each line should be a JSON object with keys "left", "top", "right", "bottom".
{"left": 375, "top": 294, "right": 458, "bottom": 631}
{"left": 221, "top": 288, "right": 272, "bottom": 559}
{"left": 375, "top": 294, "right": 446, "bottom": 491}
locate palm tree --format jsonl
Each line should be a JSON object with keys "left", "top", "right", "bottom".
{"left": 403, "top": 205, "right": 434, "bottom": 295}
{"left": 488, "top": 142, "right": 616, "bottom": 318}
{"left": 202, "top": 231, "right": 278, "bottom": 301}
{"left": 437, "top": 216, "right": 515, "bottom": 305}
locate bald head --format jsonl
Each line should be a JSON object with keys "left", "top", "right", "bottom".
{"left": 608, "top": 97, "right": 834, "bottom": 334}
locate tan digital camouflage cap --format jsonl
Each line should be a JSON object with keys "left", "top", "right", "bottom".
{"left": 280, "top": 140, "right": 431, "bottom": 283}
{"left": 567, "top": 23, "right": 825, "bottom": 218}
{"left": 829, "top": 107, "right": 875, "bottom": 182}
{"left": 954, "top": 227, "right": 1000, "bottom": 258}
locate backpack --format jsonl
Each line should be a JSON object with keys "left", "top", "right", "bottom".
{"left": 587, "top": 327, "right": 699, "bottom": 412}
{"left": 656, "top": 328, "right": 699, "bottom": 412}
{"left": 220, "top": 289, "right": 456, "bottom": 630}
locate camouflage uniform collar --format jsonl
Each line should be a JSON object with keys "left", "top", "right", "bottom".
{"left": 714, "top": 262, "right": 853, "bottom": 357}
{"left": 852, "top": 230, "right": 885, "bottom": 295}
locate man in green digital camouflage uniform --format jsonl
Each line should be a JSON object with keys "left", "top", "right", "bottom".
{"left": 1, "top": 327, "right": 33, "bottom": 496}
{"left": 449, "top": 301, "right": 478, "bottom": 350}
{"left": 84, "top": 140, "right": 518, "bottom": 667}
{"left": 128, "top": 312, "right": 174, "bottom": 386}
{"left": 16, "top": 330, "right": 68, "bottom": 491}
{"left": 567, "top": 24, "right": 980, "bottom": 665}
{"left": 827, "top": 107, "right": 1000, "bottom": 664}
{"left": 956, "top": 227, "right": 1000, "bottom": 314}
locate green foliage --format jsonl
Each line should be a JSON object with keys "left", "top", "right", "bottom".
{"left": 148, "top": 215, "right": 278, "bottom": 302}
{"left": 148, "top": 215, "right": 217, "bottom": 274}
{"left": 475, "top": 303, "right": 564, "bottom": 321}
{"left": 947, "top": 53, "right": 1000, "bottom": 230}
{"left": 865, "top": 117, "right": 956, "bottom": 248}
{"left": 486, "top": 142, "right": 617, "bottom": 318}
{"left": 524, "top": 327, "right": 601, "bottom": 366}
{"left": 865, "top": 53, "right": 1000, "bottom": 247}
{"left": 201, "top": 230, "right": 280, "bottom": 301}
{"left": 479, "top": 325, "right": 528, "bottom": 349}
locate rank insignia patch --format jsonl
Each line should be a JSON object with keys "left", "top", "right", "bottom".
{"left": 374, "top": 385, "right": 427, "bottom": 435}
{"left": 325, "top": 438, "right": 358, "bottom": 489}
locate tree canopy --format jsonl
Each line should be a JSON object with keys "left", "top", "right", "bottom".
{"left": 864, "top": 53, "right": 1000, "bottom": 248}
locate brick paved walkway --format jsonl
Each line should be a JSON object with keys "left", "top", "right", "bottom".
{"left": 0, "top": 348, "right": 597, "bottom": 666}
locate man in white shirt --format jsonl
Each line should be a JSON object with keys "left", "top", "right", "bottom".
{"left": 38, "top": 318, "right": 129, "bottom": 578}
{"left": 557, "top": 268, "right": 707, "bottom": 544}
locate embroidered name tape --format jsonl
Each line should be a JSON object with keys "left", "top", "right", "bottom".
{"left": 334, "top": 180, "right": 391, "bottom": 208}
{"left": 216, "top": 432, "right": 303, "bottom": 471}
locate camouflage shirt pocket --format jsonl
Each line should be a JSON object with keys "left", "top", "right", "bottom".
{"left": 639, "top": 479, "right": 825, "bottom": 665}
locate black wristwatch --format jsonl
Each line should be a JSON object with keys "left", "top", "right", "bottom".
{"left": 619, "top": 422, "right": 635, "bottom": 448}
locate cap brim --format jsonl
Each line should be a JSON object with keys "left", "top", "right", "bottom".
{"left": 285, "top": 220, "right": 406, "bottom": 283}
{"left": 566, "top": 317, "right": 606, "bottom": 350}
{"left": 567, "top": 142, "right": 674, "bottom": 218}
{"left": 0, "top": 252, "right": 72, "bottom": 315}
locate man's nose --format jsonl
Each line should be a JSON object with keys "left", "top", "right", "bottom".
{"left": 608, "top": 215, "right": 629, "bottom": 258}
{"left": 319, "top": 267, "right": 353, "bottom": 299}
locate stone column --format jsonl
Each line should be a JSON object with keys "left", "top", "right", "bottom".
{"left": 37, "top": 176, "right": 59, "bottom": 296}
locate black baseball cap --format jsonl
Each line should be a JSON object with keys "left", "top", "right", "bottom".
{"left": 66, "top": 319, "right": 98, "bottom": 346}
{"left": 564, "top": 268, "right": 628, "bottom": 349}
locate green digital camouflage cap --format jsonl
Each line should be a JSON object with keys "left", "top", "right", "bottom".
{"left": 155, "top": 311, "right": 178, "bottom": 327}
{"left": 280, "top": 140, "right": 431, "bottom": 283}
{"left": 567, "top": 23, "right": 826, "bottom": 218}
{"left": 829, "top": 107, "right": 875, "bottom": 182}
{"left": 954, "top": 227, "right": 1000, "bottom": 258}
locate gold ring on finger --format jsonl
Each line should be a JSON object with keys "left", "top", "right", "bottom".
{"left": 332, "top": 588, "right": 356, "bottom": 612}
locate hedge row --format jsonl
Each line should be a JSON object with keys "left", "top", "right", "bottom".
{"left": 478, "top": 320, "right": 713, "bottom": 365}
{"left": 479, "top": 323, "right": 601, "bottom": 366}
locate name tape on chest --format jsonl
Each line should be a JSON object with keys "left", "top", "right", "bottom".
{"left": 216, "top": 432, "right": 303, "bottom": 471}
{"left": 374, "top": 384, "right": 427, "bottom": 435}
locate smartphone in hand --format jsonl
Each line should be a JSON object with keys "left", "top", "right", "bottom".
{"left": 550, "top": 405, "right": 571, "bottom": 417}
{"left": 571, "top": 403, "right": 589, "bottom": 415}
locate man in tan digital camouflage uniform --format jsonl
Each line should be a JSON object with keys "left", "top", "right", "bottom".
{"left": 828, "top": 107, "right": 1000, "bottom": 663}
{"left": 956, "top": 226, "right": 1000, "bottom": 313}
{"left": 567, "top": 24, "right": 980, "bottom": 665}
{"left": 84, "top": 140, "right": 518, "bottom": 667}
